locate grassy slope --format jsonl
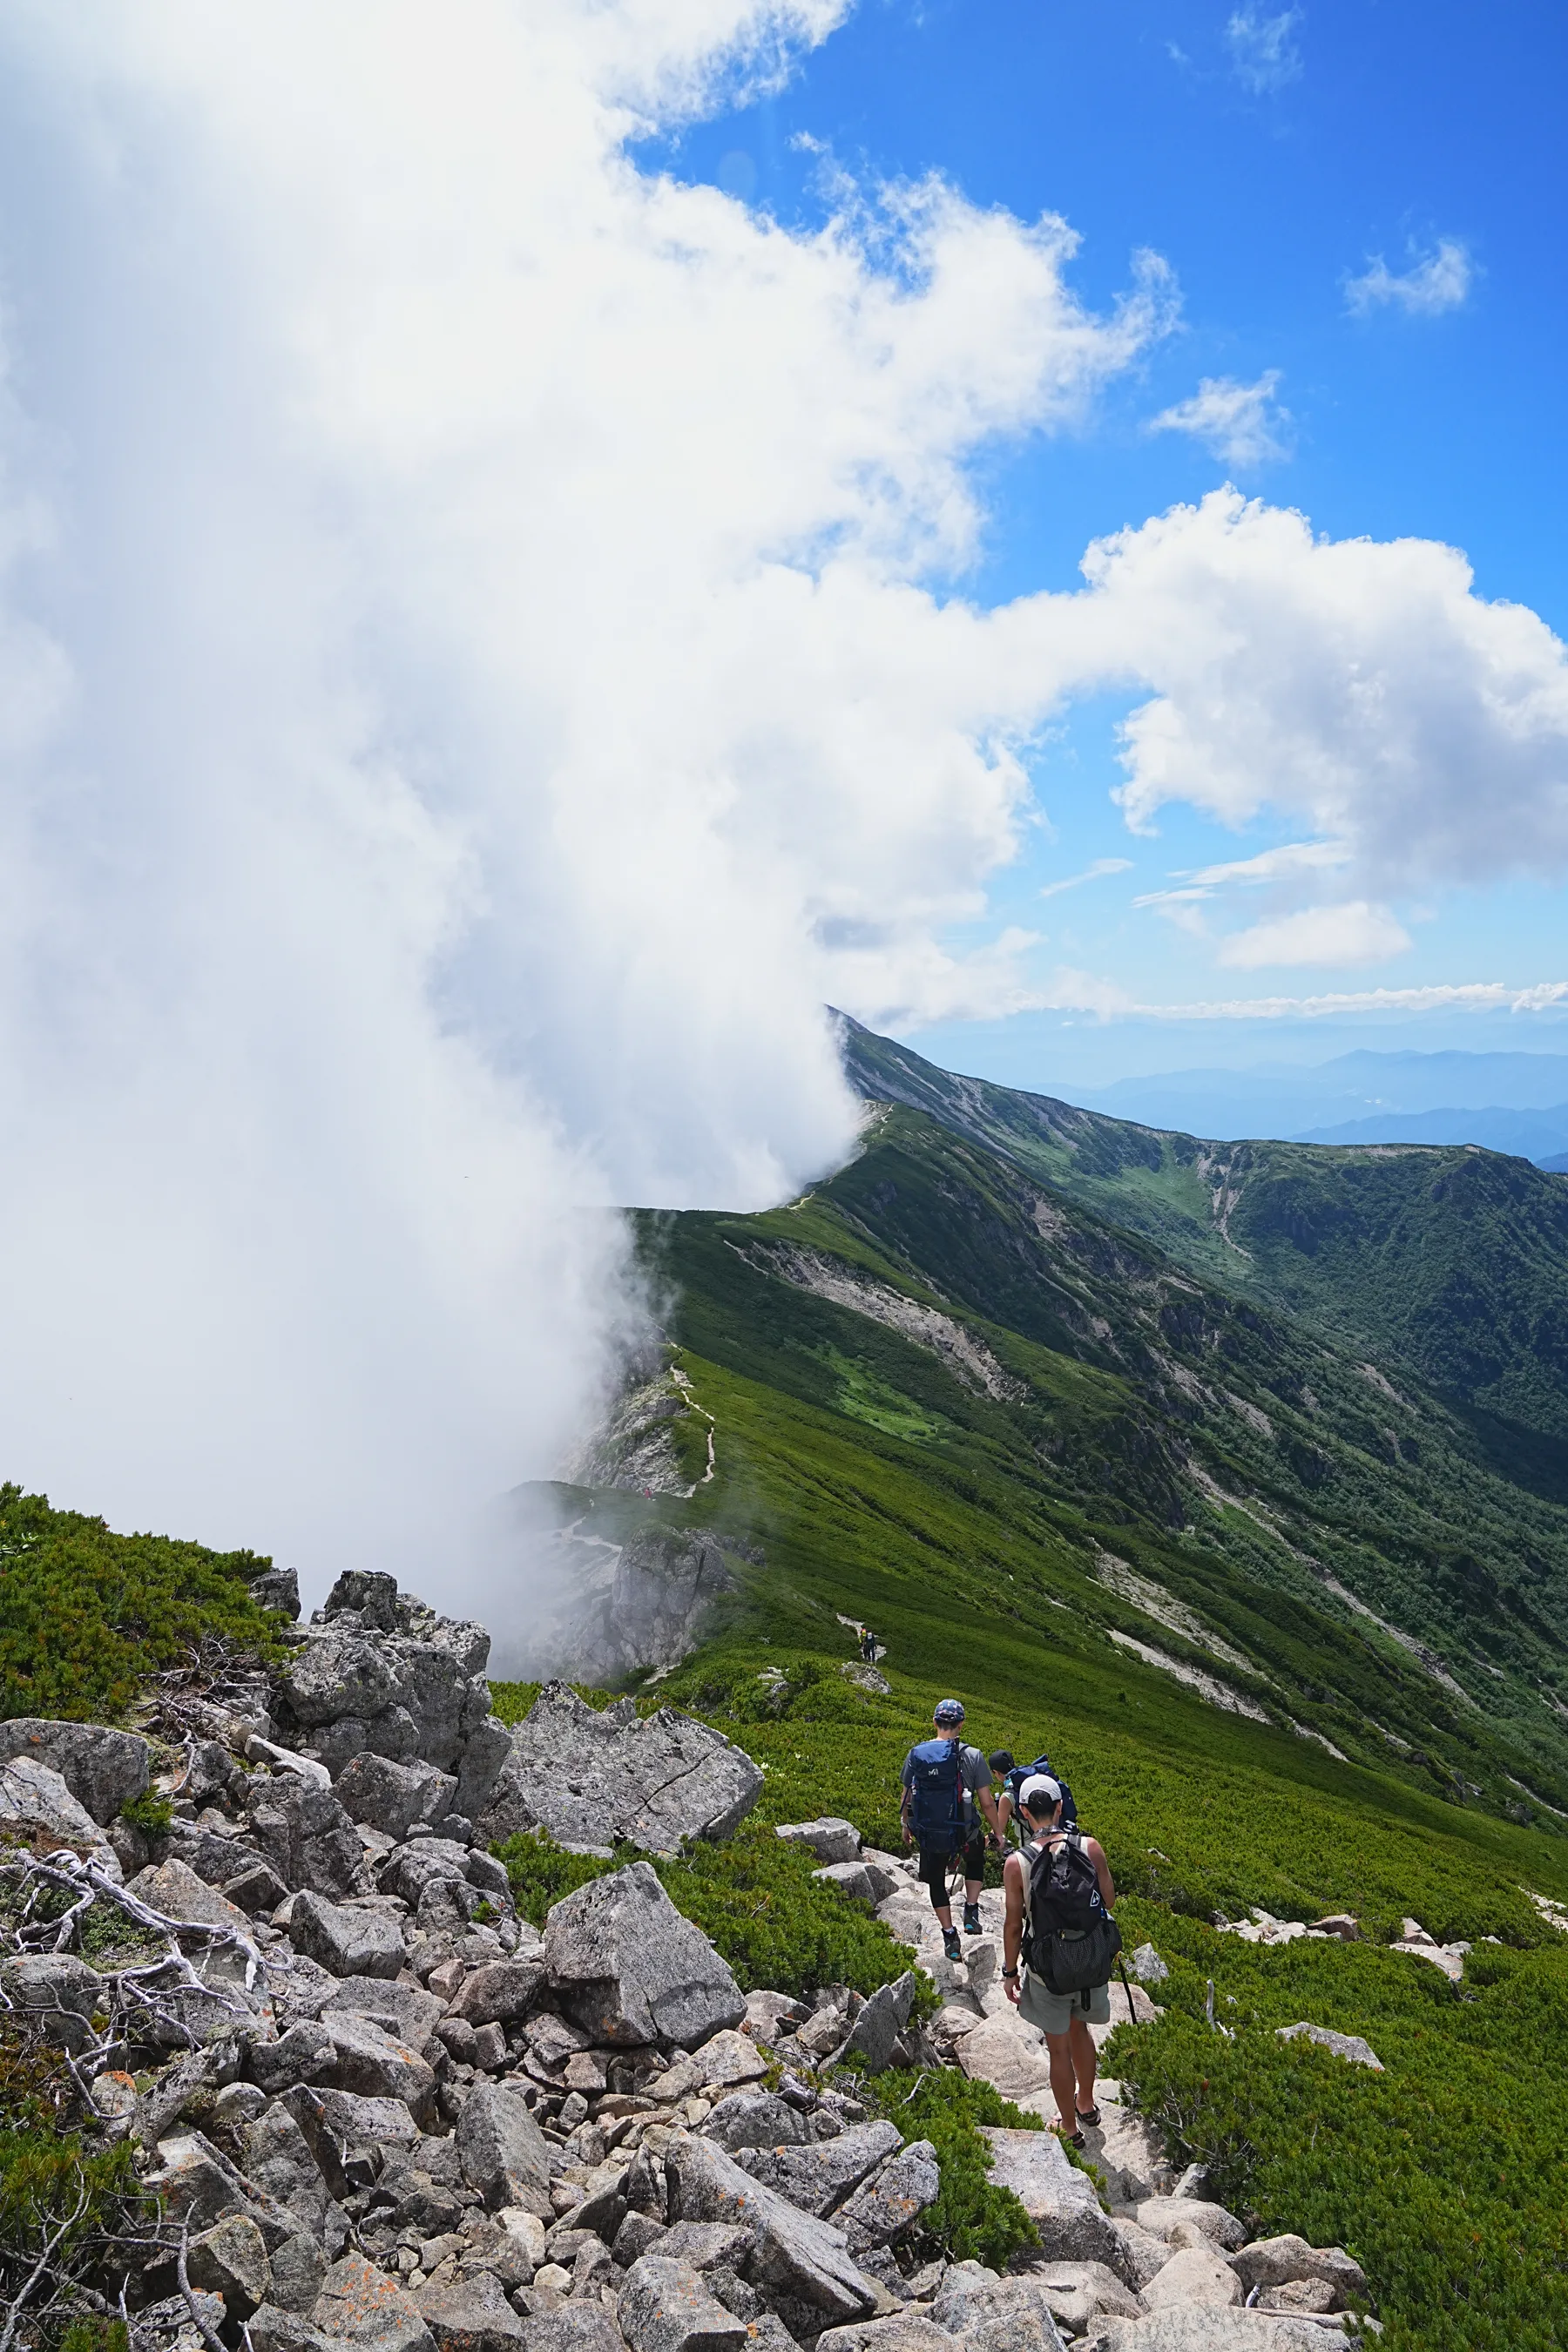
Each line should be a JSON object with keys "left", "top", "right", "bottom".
{"left": 578, "top": 1092, "right": 1568, "bottom": 2351}
{"left": 840, "top": 1016, "right": 1568, "bottom": 1482}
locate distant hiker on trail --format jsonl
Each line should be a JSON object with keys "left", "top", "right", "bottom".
{"left": 860, "top": 1625, "right": 877, "bottom": 1662}
{"left": 989, "top": 1746, "right": 1078, "bottom": 1848}
{"left": 900, "top": 1698, "right": 1001, "bottom": 1961}
{"left": 1001, "top": 1773, "right": 1119, "bottom": 2148}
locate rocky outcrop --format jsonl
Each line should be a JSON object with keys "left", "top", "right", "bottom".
{"left": 544, "top": 1863, "right": 746, "bottom": 2047}
{"left": 475, "top": 1686, "right": 762, "bottom": 1856}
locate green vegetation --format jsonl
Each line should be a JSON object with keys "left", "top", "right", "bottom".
{"left": 0, "top": 2032, "right": 148, "bottom": 2341}
{"left": 116, "top": 1789, "right": 174, "bottom": 1838}
{"left": 855, "top": 2068, "right": 1045, "bottom": 2268}
{"left": 1106, "top": 1903, "right": 1568, "bottom": 2352}
{"left": 0, "top": 1484, "right": 285, "bottom": 1726}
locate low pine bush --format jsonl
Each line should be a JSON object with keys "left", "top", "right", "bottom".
{"left": 856, "top": 2066, "right": 1043, "bottom": 2268}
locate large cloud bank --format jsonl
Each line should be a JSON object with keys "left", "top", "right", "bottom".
{"left": 0, "top": 0, "right": 1565, "bottom": 1590}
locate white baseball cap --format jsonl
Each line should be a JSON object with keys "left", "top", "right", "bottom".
{"left": 1018, "top": 1774, "right": 1062, "bottom": 1812}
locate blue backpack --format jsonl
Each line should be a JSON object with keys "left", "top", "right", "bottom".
{"left": 1007, "top": 1752, "right": 1078, "bottom": 1833}
{"left": 907, "top": 1738, "right": 966, "bottom": 1853}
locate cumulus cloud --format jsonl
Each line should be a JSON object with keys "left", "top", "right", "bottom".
{"left": 1215, "top": 900, "right": 1412, "bottom": 969}
{"left": 1226, "top": 7, "right": 1303, "bottom": 92}
{"left": 1150, "top": 371, "right": 1292, "bottom": 468}
{"left": 1080, "top": 492, "right": 1568, "bottom": 894}
{"left": 1345, "top": 239, "right": 1473, "bottom": 317}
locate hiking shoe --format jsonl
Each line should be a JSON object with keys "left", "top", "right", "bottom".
{"left": 943, "top": 1927, "right": 963, "bottom": 1962}
{"left": 963, "top": 1903, "right": 982, "bottom": 1936}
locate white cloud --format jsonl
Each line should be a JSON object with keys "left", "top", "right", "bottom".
{"left": 1346, "top": 239, "right": 1473, "bottom": 318}
{"left": 1039, "top": 856, "right": 1132, "bottom": 900}
{"left": 0, "top": 0, "right": 1172, "bottom": 1593}
{"left": 1226, "top": 8, "right": 1303, "bottom": 92}
{"left": 1135, "top": 840, "right": 1349, "bottom": 905}
{"left": 1216, "top": 900, "right": 1412, "bottom": 968}
{"left": 1075, "top": 491, "right": 1568, "bottom": 895}
{"left": 1150, "top": 371, "right": 1293, "bottom": 467}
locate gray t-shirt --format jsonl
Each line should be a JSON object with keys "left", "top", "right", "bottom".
{"left": 902, "top": 1739, "right": 990, "bottom": 1827}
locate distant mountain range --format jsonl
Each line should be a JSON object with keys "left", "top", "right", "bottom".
{"left": 1066, "top": 1048, "right": 1568, "bottom": 1167}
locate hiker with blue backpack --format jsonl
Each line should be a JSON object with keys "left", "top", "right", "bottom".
{"left": 1001, "top": 1772, "right": 1120, "bottom": 2148}
{"left": 989, "top": 1746, "right": 1078, "bottom": 1847}
{"left": 899, "top": 1699, "right": 1001, "bottom": 1962}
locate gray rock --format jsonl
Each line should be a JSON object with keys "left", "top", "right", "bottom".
{"left": 1131, "top": 1944, "right": 1170, "bottom": 1985}
{"left": 702, "top": 2092, "right": 808, "bottom": 2153}
{"left": 246, "top": 2305, "right": 350, "bottom": 2352}
{"left": 252, "top": 1568, "right": 302, "bottom": 1620}
{"left": 515, "top": 2310, "right": 624, "bottom": 2352}
{"left": 412, "top": 2269, "right": 525, "bottom": 2352}
{"left": 276, "top": 1592, "right": 492, "bottom": 1778}
{"left": 836, "top": 2142, "right": 940, "bottom": 2253}
{"left": 321, "top": 1977, "right": 444, "bottom": 2053}
{"left": 839, "top": 1975, "right": 918, "bottom": 2074}
{"left": 614, "top": 2213, "right": 669, "bottom": 2268}
{"left": 519, "top": 1525, "right": 737, "bottom": 1691}
{"left": 456, "top": 2078, "right": 553, "bottom": 2216}
{"left": 188, "top": 2213, "right": 273, "bottom": 2316}
{"left": 544, "top": 1862, "right": 745, "bottom": 2048}
{"left": 815, "top": 2321, "right": 952, "bottom": 2352}
{"left": 812, "top": 1862, "right": 877, "bottom": 1908}
{"left": 1133, "top": 2199, "right": 1247, "bottom": 2251}
{"left": 618, "top": 2254, "right": 749, "bottom": 2352}
{"left": 1275, "top": 2021, "right": 1383, "bottom": 2071}
{"left": 335, "top": 1754, "right": 458, "bottom": 1842}
{"left": 1230, "top": 2237, "right": 1367, "bottom": 2301}
{"left": 454, "top": 1717, "right": 514, "bottom": 1825}
{"left": 319, "top": 2012, "right": 437, "bottom": 2121}
{"left": 249, "top": 1781, "right": 365, "bottom": 1900}
{"left": 977, "top": 2129, "right": 1129, "bottom": 2276}
{"left": 248, "top": 2020, "right": 336, "bottom": 2094}
{"left": 314, "top": 2256, "right": 436, "bottom": 2352}
{"left": 309, "top": 2090, "right": 423, "bottom": 2149}
{"left": 226, "top": 1862, "right": 294, "bottom": 1916}
{"left": 1143, "top": 2245, "right": 1240, "bottom": 2308}
{"left": 0, "top": 1756, "right": 124, "bottom": 1876}
{"left": 240, "top": 2105, "right": 347, "bottom": 2242}
{"left": 1030, "top": 2261, "right": 1142, "bottom": 2335}
{"left": 663, "top": 2129, "right": 878, "bottom": 2325}
{"left": 0, "top": 1951, "right": 102, "bottom": 2052}
{"left": 381, "top": 1838, "right": 474, "bottom": 1908}
{"left": 655, "top": 2225, "right": 753, "bottom": 2274}
{"left": 740, "top": 2123, "right": 902, "bottom": 2218}
{"left": 127, "top": 1856, "right": 254, "bottom": 1936}
{"left": 1081, "top": 2314, "right": 1329, "bottom": 2352}
{"left": 447, "top": 1959, "right": 545, "bottom": 2028}
{"left": 929, "top": 2270, "right": 1067, "bottom": 2352}
{"left": 476, "top": 1686, "right": 760, "bottom": 1857}
{"left": 774, "top": 1820, "right": 862, "bottom": 1866}
{"left": 0, "top": 1718, "right": 152, "bottom": 1822}
{"left": 291, "top": 1893, "right": 407, "bottom": 1980}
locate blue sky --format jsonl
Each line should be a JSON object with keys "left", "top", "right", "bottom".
{"left": 649, "top": 0, "right": 1568, "bottom": 1089}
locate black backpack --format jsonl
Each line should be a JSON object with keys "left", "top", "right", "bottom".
{"left": 1024, "top": 1832, "right": 1123, "bottom": 1996}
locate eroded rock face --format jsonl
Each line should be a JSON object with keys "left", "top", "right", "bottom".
{"left": 476, "top": 1685, "right": 762, "bottom": 1856}
{"left": 0, "top": 1718, "right": 152, "bottom": 1823}
{"left": 272, "top": 1577, "right": 496, "bottom": 1787}
{"left": 544, "top": 1862, "right": 746, "bottom": 2048}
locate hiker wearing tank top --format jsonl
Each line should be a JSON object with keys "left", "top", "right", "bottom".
{"left": 1000, "top": 1773, "right": 1117, "bottom": 2146}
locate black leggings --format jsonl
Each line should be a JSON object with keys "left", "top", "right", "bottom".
{"left": 918, "top": 1831, "right": 985, "bottom": 1909}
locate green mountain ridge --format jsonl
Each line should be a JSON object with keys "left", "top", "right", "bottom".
{"left": 838, "top": 1014, "right": 1568, "bottom": 1493}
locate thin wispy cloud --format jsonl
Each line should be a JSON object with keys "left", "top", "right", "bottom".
{"left": 1149, "top": 370, "right": 1293, "bottom": 468}
{"left": 1226, "top": 8, "right": 1303, "bottom": 93}
{"left": 1345, "top": 239, "right": 1473, "bottom": 317}
{"left": 1039, "top": 856, "right": 1132, "bottom": 901}
{"left": 1135, "top": 839, "right": 1348, "bottom": 906}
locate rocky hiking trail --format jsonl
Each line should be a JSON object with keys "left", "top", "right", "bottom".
{"left": 0, "top": 1575, "right": 1376, "bottom": 2352}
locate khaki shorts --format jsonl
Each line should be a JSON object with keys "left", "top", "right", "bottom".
{"left": 1017, "top": 1970, "right": 1112, "bottom": 2038}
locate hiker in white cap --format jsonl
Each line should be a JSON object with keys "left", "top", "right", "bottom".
{"left": 1000, "top": 1772, "right": 1119, "bottom": 2147}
